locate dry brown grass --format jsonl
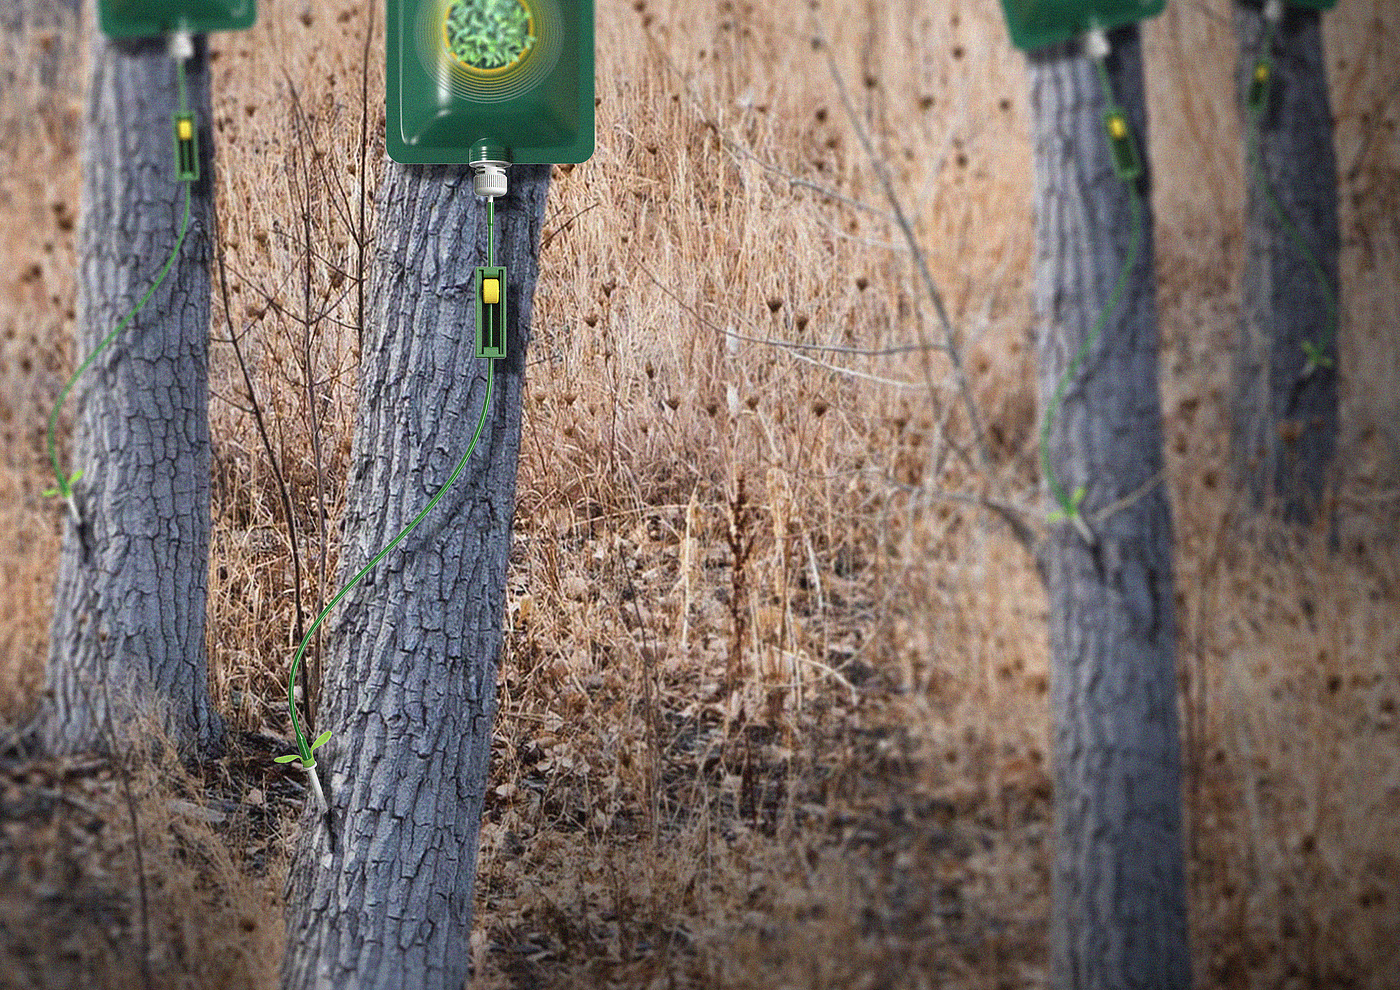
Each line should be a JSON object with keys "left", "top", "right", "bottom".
{"left": 1, "top": 0, "right": 1397, "bottom": 987}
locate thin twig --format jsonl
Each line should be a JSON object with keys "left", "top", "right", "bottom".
{"left": 811, "top": 11, "right": 992, "bottom": 468}
{"left": 635, "top": 35, "right": 895, "bottom": 225}
{"left": 93, "top": 675, "right": 152, "bottom": 990}
{"left": 210, "top": 195, "right": 308, "bottom": 689}
{"left": 207, "top": 386, "right": 254, "bottom": 415}
{"left": 638, "top": 263, "right": 927, "bottom": 388}
{"left": 1088, "top": 470, "right": 1166, "bottom": 527}
{"left": 777, "top": 342, "right": 921, "bottom": 389}
{"left": 616, "top": 546, "right": 662, "bottom": 850}
{"left": 539, "top": 200, "right": 601, "bottom": 252}
{"left": 358, "top": 0, "right": 374, "bottom": 349}
{"left": 285, "top": 77, "right": 331, "bottom": 729}
{"left": 891, "top": 478, "right": 1043, "bottom": 571}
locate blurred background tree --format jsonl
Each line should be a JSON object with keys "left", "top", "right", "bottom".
{"left": 40, "top": 31, "right": 223, "bottom": 757}
{"left": 1230, "top": 1, "right": 1341, "bottom": 526}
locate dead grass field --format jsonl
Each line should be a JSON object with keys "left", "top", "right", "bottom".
{"left": 1, "top": 1, "right": 1397, "bottom": 987}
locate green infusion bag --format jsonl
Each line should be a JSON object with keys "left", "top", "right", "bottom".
{"left": 998, "top": 0, "right": 1166, "bottom": 52}
{"left": 98, "top": 0, "right": 255, "bottom": 37}
{"left": 386, "top": 0, "right": 595, "bottom": 166}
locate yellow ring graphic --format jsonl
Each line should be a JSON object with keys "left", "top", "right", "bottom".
{"left": 417, "top": 0, "right": 563, "bottom": 105}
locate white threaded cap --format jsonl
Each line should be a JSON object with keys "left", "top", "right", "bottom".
{"left": 473, "top": 163, "right": 508, "bottom": 199}
{"left": 169, "top": 30, "right": 194, "bottom": 62}
{"left": 1084, "top": 26, "right": 1110, "bottom": 61}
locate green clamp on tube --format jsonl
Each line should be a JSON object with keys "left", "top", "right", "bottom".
{"left": 173, "top": 111, "right": 198, "bottom": 182}
{"left": 476, "top": 266, "right": 507, "bottom": 359}
{"left": 1103, "top": 108, "right": 1141, "bottom": 182}
{"left": 1248, "top": 58, "right": 1272, "bottom": 116}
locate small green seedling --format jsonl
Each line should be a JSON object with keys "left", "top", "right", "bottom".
{"left": 42, "top": 468, "right": 84, "bottom": 500}
{"left": 278, "top": 728, "right": 332, "bottom": 812}
{"left": 1300, "top": 339, "right": 1333, "bottom": 377}
{"left": 1047, "top": 484, "right": 1088, "bottom": 525}
{"left": 1048, "top": 485, "right": 1097, "bottom": 545}
{"left": 277, "top": 728, "right": 332, "bottom": 769}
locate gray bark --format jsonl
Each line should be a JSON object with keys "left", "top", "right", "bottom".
{"left": 41, "top": 34, "right": 223, "bottom": 756}
{"left": 280, "top": 162, "right": 549, "bottom": 990}
{"left": 1028, "top": 27, "right": 1191, "bottom": 989}
{"left": 1230, "top": 4, "right": 1340, "bottom": 525}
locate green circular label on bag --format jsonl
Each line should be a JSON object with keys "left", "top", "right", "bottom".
{"left": 443, "top": 0, "right": 536, "bottom": 73}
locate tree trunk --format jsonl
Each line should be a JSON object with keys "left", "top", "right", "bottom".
{"left": 41, "top": 34, "right": 222, "bottom": 757}
{"left": 1230, "top": 4, "right": 1340, "bottom": 525}
{"left": 280, "top": 162, "right": 549, "bottom": 990}
{"left": 1028, "top": 27, "right": 1191, "bottom": 989}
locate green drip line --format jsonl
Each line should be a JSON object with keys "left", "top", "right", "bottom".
{"left": 1093, "top": 53, "right": 1114, "bottom": 116}
{"left": 1038, "top": 54, "right": 1144, "bottom": 527}
{"left": 279, "top": 358, "right": 495, "bottom": 771}
{"left": 177, "top": 50, "right": 188, "bottom": 112}
{"left": 1247, "top": 17, "right": 1337, "bottom": 378}
{"left": 45, "top": 58, "right": 193, "bottom": 504}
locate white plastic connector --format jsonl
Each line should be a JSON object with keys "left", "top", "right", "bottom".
{"left": 1263, "top": 0, "right": 1284, "bottom": 24}
{"left": 306, "top": 765, "right": 327, "bottom": 813}
{"left": 168, "top": 29, "right": 194, "bottom": 62}
{"left": 473, "top": 162, "right": 509, "bottom": 200}
{"left": 1084, "top": 25, "right": 1110, "bottom": 61}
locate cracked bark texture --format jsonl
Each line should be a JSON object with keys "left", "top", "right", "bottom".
{"left": 1230, "top": 3, "right": 1340, "bottom": 525}
{"left": 1029, "top": 27, "right": 1191, "bottom": 990}
{"left": 42, "top": 33, "right": 222, "bottom": 757}
{"left": 280, "top": 162, "right": 548, "bottom": 990}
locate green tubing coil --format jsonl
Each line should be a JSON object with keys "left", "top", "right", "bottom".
{"left": 1246, "top": 17, "right": 1337, "bottom": 380}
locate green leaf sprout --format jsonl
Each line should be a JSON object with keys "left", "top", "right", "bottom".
{"left": 1300, "top": 339, "right": 1333, "bottom": 377}
{"left": 1048, "top": 484, "right": 1088, "bottom": 525}
{"left": 276, "top": 728, "right": 333, "bottom": 769}
{"left": 42, "top": 468, "right": 85, "bottom": 499}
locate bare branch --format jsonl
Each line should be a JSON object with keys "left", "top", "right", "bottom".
{"left": 810, "top": 11, "right": 992, "bottom": 468}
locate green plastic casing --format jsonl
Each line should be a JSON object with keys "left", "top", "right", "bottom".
{"left": 98, "top": 0, "right": 255, "bottom": 38}
{"left": 173, "top": 111, "right": 198, "bottom": 181}
{"left": 387, "top": 0, "right": 595, "bottom": 165}
{"left": 476, "top": 267, "right": 507, "bottom": 359}
{"left": 1102, "top": 109, "right": 1141, "bottom": 182}
{"left": 998, "top": 0, "right": 1166, "bottom": 52}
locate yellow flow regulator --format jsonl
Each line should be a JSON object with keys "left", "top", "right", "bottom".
{"left": 173, "top": 111, "right": 197, "bottom": 182}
